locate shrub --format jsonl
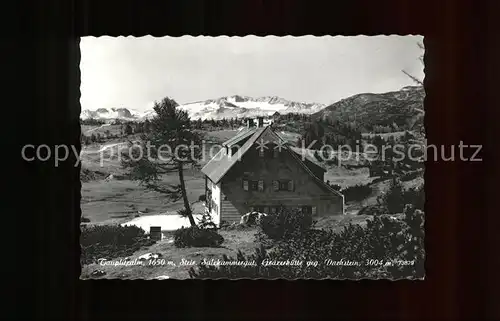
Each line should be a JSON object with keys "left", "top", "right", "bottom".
{"left": 406, "top": 185, "right": 425, "bottom": 211}
{"left": 174, "top": 226, "right": 224, "bottom": 248}
{"left": 80, "top": 224, "right": 155, "bottom": 265}
{"left": 381, "top": 179, "right": 424, "bottom": 213}
{"left": 177, "top": 208, "right": 191, "bottom": 217}
{"left": 198, "top": 194, "right": 206, "bottom": 202}
{"left": 196, "top": 210, "right": 218, "bottom": 230}
{"left": 259, "top": 207, "right": 313, "bottom": 241}
{"left": 329, "top": 183, "right": 342, "bottom": 191}
{"left": 80, "top": 168, "right": 107, "bottom": 182}
{"left": 189, "top": 209, "right": 424, "bottom": 279}
{"left": 341, "top": 183, "right": 372, "bottom": 202}
{"left": 81, "top": 216, "right": 91, "bottom": 223}
{"left": 358, "top": 205, "right": 387, "bottom": 216}
{"left": 219, "top": 220, "right": 230, "bottom": 228}
{"left": 380, "top": 179, "right": 405, "bottom": 213}
{"left": 400, "top": 170, "right": 422, "bottom": 182}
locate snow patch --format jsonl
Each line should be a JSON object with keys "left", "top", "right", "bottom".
{"left": 121, "top": 213, "right": 205, "bottom": 232}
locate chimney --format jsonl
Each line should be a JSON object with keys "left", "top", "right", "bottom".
{"left": 257, "top": 117, "right": 264, "bottom": 128}
{"left": 247, "top": 118, "right": 255, "bottom": 128}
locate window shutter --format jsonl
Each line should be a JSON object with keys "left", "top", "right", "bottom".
{"left": 258, "top": 180, "right": 264, "bottom": 191}
{"left": 273, "top": 180, "right": 279, "bottom": 191}
{"left": 243, "top": 179, "right": 249, "bottom": 191}
{"left": 288, "top": 180, "right": 294, "bottom": 191}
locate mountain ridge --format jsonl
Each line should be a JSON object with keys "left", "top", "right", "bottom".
{"left": 311, "top": 86, "right": 425, "bottom": 132}
{"left": 80, "top": 95, "right": 327, "bottom": 122}
{"left": 80, "top": 86, "right": 425, "bottom": 129}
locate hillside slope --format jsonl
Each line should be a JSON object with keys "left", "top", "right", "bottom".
{"left": 312, "top": 86, "right": 425, "bottom": 132}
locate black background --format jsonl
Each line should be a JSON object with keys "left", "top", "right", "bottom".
{"left": 7, "top": 0, "right": 499, "bottom": 320}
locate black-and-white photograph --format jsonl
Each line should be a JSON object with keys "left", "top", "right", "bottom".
{"left": 79, "top": 35, "right": 425, "bottom": 280}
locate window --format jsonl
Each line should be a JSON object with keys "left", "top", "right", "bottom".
{"left": 302, "top": 206, "right": 312, "bottom": 214}
{"left": 299, "top": 206, "right": 316, "bottom": 215}
{"left": 273, "top": 179, "right": 294, "bottom": 191}
{"left": 259, "top": 148, "right": 265, "bottom": 157}
{"left": 244, "top": 179, "right": 265, "bottom": 192}
{"left": 273, "top": 148, "right": 279, "bottom": 158}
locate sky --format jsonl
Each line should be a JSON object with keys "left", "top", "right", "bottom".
{"left": 80, "top": 35, "right": 424, "bottom": 111}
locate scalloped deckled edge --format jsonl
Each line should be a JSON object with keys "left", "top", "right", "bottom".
{"left": 78, "top": 35, "right": 426, "bottom": 281}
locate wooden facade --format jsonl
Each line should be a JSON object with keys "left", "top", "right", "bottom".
{"left": 202, "top": 124, "right": 344, "bottom": 224}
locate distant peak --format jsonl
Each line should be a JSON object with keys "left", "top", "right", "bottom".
{"left": 229, "top": 95, "right": 249, "bottom": 102}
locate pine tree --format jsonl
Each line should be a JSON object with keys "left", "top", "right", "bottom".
{"left": 193, "top": 118, "right": 202, "bottom": 130}
{"left": 123, "top": 123, "right": 133, "bottom": 136}
{"left": 121, "top": 97, "right": 202, "bottom": 226}
{"left": 144, "top": 119, "right": 151, "bottom": 133}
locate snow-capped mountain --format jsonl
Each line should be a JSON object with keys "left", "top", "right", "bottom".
{"left": 80, "top": 107, "right": 155, "bottom": 122}
{"left": 178, "top": 95, "right": 326, "bottom": 120}
{"left": 80, "top": 96, "right": 326, "bottom": 121}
